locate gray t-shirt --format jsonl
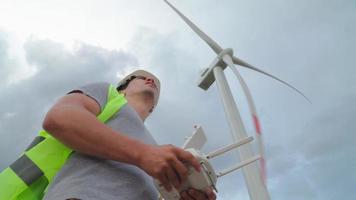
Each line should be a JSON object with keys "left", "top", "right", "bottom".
{"left": 43, "top": 82, "right": 159, "bottom": 200}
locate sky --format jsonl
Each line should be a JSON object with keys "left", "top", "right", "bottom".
{"left": 0, "top": 0, "right": 355, "bottom": 199}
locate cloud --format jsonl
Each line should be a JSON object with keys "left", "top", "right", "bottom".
{"left": 0, "top": 33, "right": 138, "bottom": 170}
{"left": 0, "top": 31, "right": 23, "bottom": 85}
{"left": 266, "top": 96, "right": 356, "bottom": 199}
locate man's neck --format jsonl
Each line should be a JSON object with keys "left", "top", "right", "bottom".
{"left": 124, "top": 93, "right": 152, "bottom": 121}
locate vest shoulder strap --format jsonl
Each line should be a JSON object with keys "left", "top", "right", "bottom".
{"left": 97, "top": 84, "right": 127, "bottom": 123}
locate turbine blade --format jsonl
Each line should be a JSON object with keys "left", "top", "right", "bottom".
{"left": 164, "top": 0, "right": 223, "bottom": 54}
{"left": 232, "top": 56, "right": 311, "bottom": 103}
{"left": 223, "top": 55, "right": 266, "bottom": 183}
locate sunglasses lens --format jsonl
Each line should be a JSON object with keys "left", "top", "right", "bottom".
{"left": 135, "top": 76, "right": 147, "bottom": 80}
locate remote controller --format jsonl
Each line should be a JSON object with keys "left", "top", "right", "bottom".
{"left": 155, "top": 143, "right": 218, "bottom": 200}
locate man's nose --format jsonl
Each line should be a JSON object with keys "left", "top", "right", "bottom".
{"left": 147, "top": 78, "right": 154, "bottom": 84}
{"left": 146, "top": 78, "right": 157, "bottom": 88}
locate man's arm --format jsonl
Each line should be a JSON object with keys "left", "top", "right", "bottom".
{"left": 42, "top": 92, "right": 200, "bottom": 191}
{"left": 42, "top": 92, "right": 144, "bottom": 165}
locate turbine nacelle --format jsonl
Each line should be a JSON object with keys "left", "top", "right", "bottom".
{"left": 198, "top": 48, "right": 233, "bottom": 90}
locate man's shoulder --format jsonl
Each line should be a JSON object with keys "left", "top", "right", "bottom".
{"left": 80, "top": 81, "right": 112, "bottom": 89}
{"left": 67, "top": 82, "right": 114, "bottom": 111}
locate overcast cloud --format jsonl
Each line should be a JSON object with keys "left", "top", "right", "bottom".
{"left": 0, "top": 0, "right": 355, "bottom": 199}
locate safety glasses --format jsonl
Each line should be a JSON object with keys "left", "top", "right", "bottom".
{"left": 132, "top": 75, "right": 155, "bottom": 83}
{"left": 131, "top": 75, "right": 157, "bottom": 88}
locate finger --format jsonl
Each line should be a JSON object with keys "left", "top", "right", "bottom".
{"left": 180, "top": 190, "right": 195, "bottom": 200}
{"left": 208, "top": 192, "right": 216, "bottom": 200}
{"left": 166, "top": 167, "right": 180, "bottom": 189}
{"left": 188, "top": 188, "right": 206, "bottom": 200}
{"left": 171, "top": 157, "right": 189, "bottom": 185}
{"left": 177, "top": 149, "right": 201, "bottom": 172}
{"left": 206, "top": 188, "right": 216, "bottom": 200}
{"left": 159, "top": 174, "right": 172, "bottom": 191}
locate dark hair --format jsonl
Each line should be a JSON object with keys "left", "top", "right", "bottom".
{"left": 117, "top": 76, "right": 136, "bottom": 91}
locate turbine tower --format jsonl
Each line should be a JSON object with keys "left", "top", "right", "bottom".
{"left": 164, "top": 0, "right": 310, "bottom": 199}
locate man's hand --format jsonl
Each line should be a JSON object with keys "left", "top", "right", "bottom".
{"left": 136, "top": 144, "right": 201, "bottom": 191}
{"left": 180, "top": 187, "right": 216, "bottom": 200}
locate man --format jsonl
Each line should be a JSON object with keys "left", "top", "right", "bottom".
{"left": 42, "top": 69, "right": 216, "bottom": 200}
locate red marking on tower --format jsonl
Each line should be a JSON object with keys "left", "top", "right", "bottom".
{"left": 253, "top": 115, "right": 261, "bottom": 134}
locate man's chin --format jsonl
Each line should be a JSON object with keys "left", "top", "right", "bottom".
{"left": 141, "top": 90, "right": 155, "bottom": 103}
{"left": 142, "top": 89, "right": 154, "bottom": 96}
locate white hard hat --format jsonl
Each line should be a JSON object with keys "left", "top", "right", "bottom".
{"left": 118, "top": 69, "right": 161, "bottom": 105}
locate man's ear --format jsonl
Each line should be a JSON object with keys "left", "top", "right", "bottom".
{"left": 149, "top": 107, "right": 154, "bottom": 113}
{"left": 119, "top": 89, "right": 126, "bottom": 97}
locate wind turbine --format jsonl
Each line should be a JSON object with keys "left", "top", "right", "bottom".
{"left": 163, "top": 0, "right": 310, "bottom": 200}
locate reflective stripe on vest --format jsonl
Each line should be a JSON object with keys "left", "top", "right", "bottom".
{"left": 0, "top": 84, "right": 127, "bottom": 200}
{"left": 10, "top": 154, "right": 44, "bottom": 186}
{"left": 25, "top": 136, "right": 45, "bottom": 151}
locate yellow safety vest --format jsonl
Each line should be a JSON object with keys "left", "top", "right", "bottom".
{"left": 0, "top": 84, "right": 127, "bottom": 200}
